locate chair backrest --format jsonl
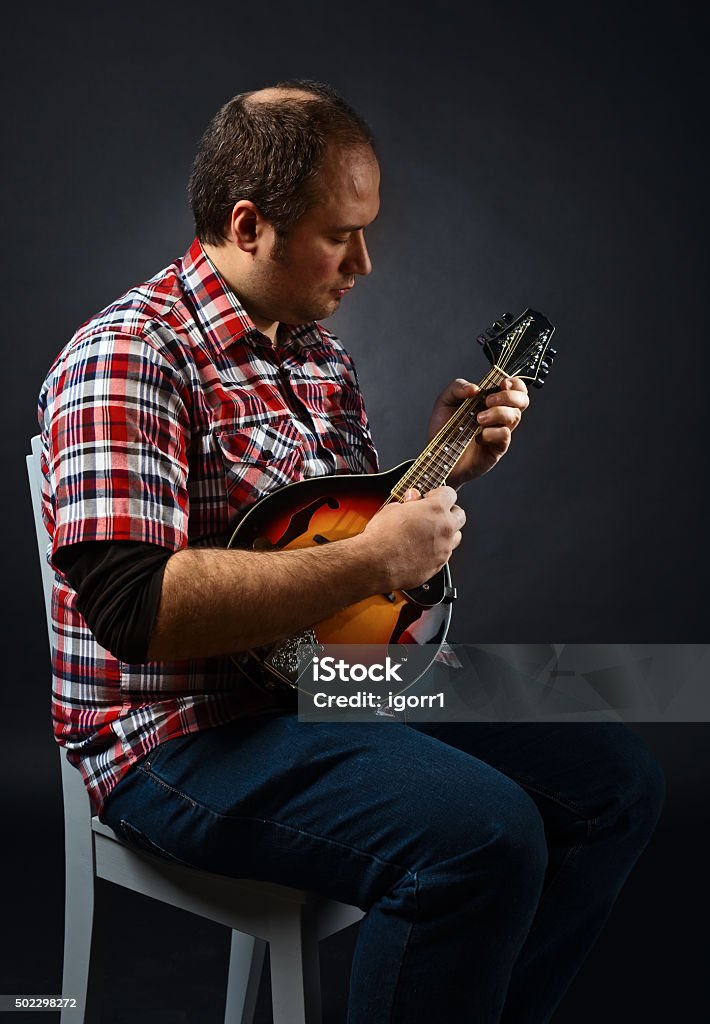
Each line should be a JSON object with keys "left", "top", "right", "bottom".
{"left": 26, "top": 435, "right": 54, "bottom": 639}
{"left": 26, "top": 435, "right": 96, "bottom": 835}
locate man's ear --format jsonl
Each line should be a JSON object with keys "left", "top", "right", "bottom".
{"left": 228, "top": 200, "right": 262, "bottom": 253}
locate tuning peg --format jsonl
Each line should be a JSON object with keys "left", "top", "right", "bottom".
{"left": 476, "top": 333, "right": 487, "bottom": 346}
{"left": 502, "top": 312, "right": 513, "bottom": 322}
{"left": 492, "top": 320, "right": 503, "bottom": 331}
{"left": 547, "top": 347, "right": 557, "bottom": 359}
{"left": 540, "top": 360, "right": 550, "bottom": 373}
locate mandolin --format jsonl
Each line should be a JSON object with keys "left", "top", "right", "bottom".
{"left": 228, "top": 309, "right": 556, "bottom": 693}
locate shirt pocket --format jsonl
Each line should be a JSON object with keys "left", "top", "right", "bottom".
{"left": 215, "top": 418, "right": 305, "bottom": 514}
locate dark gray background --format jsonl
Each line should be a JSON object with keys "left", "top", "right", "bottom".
{"left": 2, "top": 1, "right": 708, "bottom": 1020}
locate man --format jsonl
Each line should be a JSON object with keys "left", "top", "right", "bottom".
{"left": 39, "top": 81, "right": 664, "bottom": 1022}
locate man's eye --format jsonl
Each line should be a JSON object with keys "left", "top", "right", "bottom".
{"left": 331, "top": 237, "right": 349, "bottom": 245}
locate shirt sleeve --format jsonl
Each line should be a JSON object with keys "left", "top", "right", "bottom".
{"left": 42, "top": 329, "right": 192, "bottom": 562}
{"left": 54, "top": 540, "right": 171, "bottom": 664}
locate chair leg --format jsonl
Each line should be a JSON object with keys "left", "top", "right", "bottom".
{"left": 223, "top": 930, "right": 266, "bottom": 1024}
{"left": 268, "top": 908, "right": 322, "bottom": 1024}
{"left": 60, "top": 856, "right": 102, "bottom": 1023}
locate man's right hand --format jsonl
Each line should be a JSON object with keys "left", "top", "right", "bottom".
{"left": 356, "top": 485, "right": 466, "bottom": 592}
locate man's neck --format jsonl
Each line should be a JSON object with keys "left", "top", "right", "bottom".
{"left": 202, "top": 241, "right": 279, "bottom": 342}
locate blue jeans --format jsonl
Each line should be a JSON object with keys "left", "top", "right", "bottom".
{"left": 100, "top": 715, "right": 664, "bottom": 1023}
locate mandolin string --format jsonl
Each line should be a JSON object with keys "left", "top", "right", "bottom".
{"left": 387, "top": 366, "right": 504, "bottom": 501}
{"left": 370, "top": 316, "right": 538, "bottom": 515}
{"left": 378, "top": 364, "right": 507, "bottom": 511}
{"left": 378, "top": 378, "right": 495, "bottom": 510}
{"left": 403, "top": 371, "right": 497, "bottom": 480}
{"left": 371, "top": 317, "right": 535, "bottom": 516}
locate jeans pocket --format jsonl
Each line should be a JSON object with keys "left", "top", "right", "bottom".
{"left": 138, "top": 732, "right": 202, "bottom": 780}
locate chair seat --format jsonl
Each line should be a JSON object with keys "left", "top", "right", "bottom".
{"left": 91, "top": 816, "right": 363, "bottom": 926}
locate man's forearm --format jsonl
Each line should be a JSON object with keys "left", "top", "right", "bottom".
{"left": 146, "top": 536, "right": 384, "bottom": 661}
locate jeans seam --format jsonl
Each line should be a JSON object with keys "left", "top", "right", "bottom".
{"left": 390, "top": 870, "right": 419, "bottom": 1017}
{"left": 138, "top": 761, "right": 418, "bottom": 879}
{"left": 534, "top": 840, "right": 585, "bottom": 916}
{"left": 137, "top": 762, "right": 199, "bottom": 808}
{"left": 118, "top": 817, "right": 197, "bottom": 867}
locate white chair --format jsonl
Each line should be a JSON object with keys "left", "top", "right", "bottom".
{"left": 26, "top": 434, "right": 364, "bottom": 1023}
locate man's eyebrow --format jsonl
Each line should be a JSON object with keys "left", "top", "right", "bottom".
{"left": 329, "top": 217, "right": 378, "bottom": 232}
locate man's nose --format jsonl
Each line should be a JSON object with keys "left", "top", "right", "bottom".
{"left": 343, "top": 230, "right": 372, "bottom": 276}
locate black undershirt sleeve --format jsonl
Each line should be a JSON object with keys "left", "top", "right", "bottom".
{"left": 53, "top": 541, "right": 173, "bottom": 664}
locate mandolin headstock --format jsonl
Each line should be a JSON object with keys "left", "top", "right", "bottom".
{"left": 476, "top": 309, "right": 557, "bottom": 388}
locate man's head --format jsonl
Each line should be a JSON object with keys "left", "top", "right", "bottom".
{"left": 188, "top": 81, "right": 380, "bottom": 333}
{"left": 188, "top": 80, "right": 376, "bottom": 252}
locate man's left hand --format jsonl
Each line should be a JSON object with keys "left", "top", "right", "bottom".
{"left": 426, "top": 377, "right": 529, "bottom": 487}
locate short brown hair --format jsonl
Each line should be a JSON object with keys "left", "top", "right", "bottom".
{"left": 188, "top": 80, "right": 375, "bottom": 246}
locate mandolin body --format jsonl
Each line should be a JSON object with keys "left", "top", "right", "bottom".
{"left": 227, "top": 461, "right": 453, "bottom": 652}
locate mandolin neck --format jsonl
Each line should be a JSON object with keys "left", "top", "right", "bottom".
{"left": 389, "top": 365, "right": 508, "bottom": 501}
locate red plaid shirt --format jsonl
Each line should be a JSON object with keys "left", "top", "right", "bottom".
{"left": 38, "top": 237, "right": 379, "bottom": 815}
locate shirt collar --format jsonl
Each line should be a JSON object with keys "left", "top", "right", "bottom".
{"left": 177, "top": 237, "right": 324, "bottom": 357}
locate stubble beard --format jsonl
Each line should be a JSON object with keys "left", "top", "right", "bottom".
{"left": 266, "top": 233, "right": 338, "bottom": 325}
